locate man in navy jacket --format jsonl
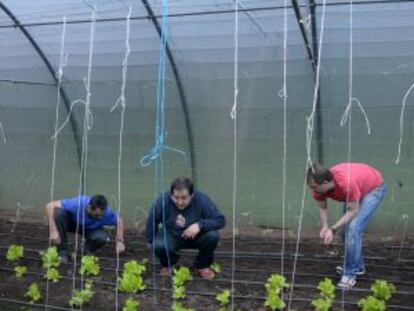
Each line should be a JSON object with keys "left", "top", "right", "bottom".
{"left": 146, "top": 177, "right": 226, "bottom": 279}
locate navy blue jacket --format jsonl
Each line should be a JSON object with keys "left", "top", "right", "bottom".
{"left": 146, "top": 191, "right": 226, "bottom": 243}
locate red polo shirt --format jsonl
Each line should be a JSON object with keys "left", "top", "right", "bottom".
{"left": 312, "top": 163, "right": 383, "bottom": 202}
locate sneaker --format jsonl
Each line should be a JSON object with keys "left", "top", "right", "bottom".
{"left": 337, "top": 276, "right": 356, "bottom": 289}
{"left": 335, "top": 266, "right": 365, "bottom": 276}
{"left": 197, "top": 268, "right": 215, "bottom": 280}
{"left": 159, "top": 267, "right": 172, "bottom": 276}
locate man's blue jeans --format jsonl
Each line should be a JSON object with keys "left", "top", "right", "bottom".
{"left": 342, "top": 183, "right": 386, "bottom": 277}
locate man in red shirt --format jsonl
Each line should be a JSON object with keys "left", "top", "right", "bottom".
{"left": 307, "top": 163, "right": 386, "bottom": 289}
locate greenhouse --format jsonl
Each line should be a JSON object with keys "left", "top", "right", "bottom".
{"left": 0, "top": 0, "right": 413, "bottom": 310}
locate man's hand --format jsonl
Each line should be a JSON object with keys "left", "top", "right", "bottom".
{"left": 116, "top": 241, "right": 125, "bottom": 254}
{"left": 181, "top": 223, "right": 200, "bottom": 240}
{"left": 50, "top": 231, "right": 61, "bottom": 245}
{"left": 323, "top": 228, "right": 335, "bottom": 245}
{"left": 319, "top": 226, "right": 329, "bottom": 239}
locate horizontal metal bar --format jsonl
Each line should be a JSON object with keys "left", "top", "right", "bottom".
{"left": 0, "top": 0, "right": 411, "bottom": 29}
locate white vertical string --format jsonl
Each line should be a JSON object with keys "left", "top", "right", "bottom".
{"left": 280, "top": 0, "right": 288, "bottom": 280}
{"left": 395, "top": 82, "right": 414, "bottom": 164}
{"left": 46, "top": 16, "right": 67, "bottom": 311}
{"left": 112, "top": 5, "right": 131, "bottom": 311}
{"left": 289, "top": 0, "right": 328, "bottom": 308}
{"left": 72, "top": 9, "right": 96, "bottom": 307}
{"left": 0, "top": 122, "right": 6, "bottom": 144}
{"left": 230, "top": 0, "right": 239, "bottom": 309}
{"left": 341, "top": 0, "right": 354, "bottom": 306}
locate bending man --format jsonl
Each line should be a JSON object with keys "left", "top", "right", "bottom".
{"left": 307, "top": 163, "right": 386, "bottom": 289}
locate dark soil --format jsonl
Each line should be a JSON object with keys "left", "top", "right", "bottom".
{"left": 0, "top": 219, "right": 413, "bottom": 311}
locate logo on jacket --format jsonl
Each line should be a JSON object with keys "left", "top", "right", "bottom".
{"left": 176, "top": 214, "right": 186, "bottom": 228}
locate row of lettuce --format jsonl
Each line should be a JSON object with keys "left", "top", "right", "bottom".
{"left": 6, "top": 244, "right": 396, "bottom": 311}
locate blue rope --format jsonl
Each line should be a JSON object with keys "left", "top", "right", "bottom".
{"left": 139, "top": 0, "right": 185, "bottom": 168}
{"left": 144, "top": 1, "right": 178, "bottom": 308}
{"left": 140, "top": 132, "right": 186, "bottom": 167}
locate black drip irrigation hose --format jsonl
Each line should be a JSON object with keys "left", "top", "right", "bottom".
{"left": 1, "top": 268, "right": 413, "bottom": 311}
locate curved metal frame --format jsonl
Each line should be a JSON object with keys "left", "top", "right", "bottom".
{"left": 0, "top": 1, "right": 83, "bottom": 170}
{"left": 141, "top": 0, "right": 197, "bottom": 183}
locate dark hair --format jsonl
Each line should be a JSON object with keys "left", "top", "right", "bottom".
{"left": 307, "top": 164, "right": 333, "bottom": 184}
{"left": 89, "top": 195, "right": 108, "bottom": 211}
{"left": 170, "top": 177, "right": 194, "bottom": 195}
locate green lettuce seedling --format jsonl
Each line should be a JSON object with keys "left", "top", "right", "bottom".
{"left": 312, "top": 298, "right": 332, "bottom": 311}
{"left": 311, "top": 278, "right": 335, "bottom": 311}
{"left": 173, "top": 266, "right": 192, "bottom": 287}
{"left": 25, "top": 283, "right": 41, "bottom": 303}
{"left": 210, "top": 262, "right": 221, "bottom": 274}
{"left": 123, "top": 298, "right": 140, "bottom": 311}
{"left": 358, "top": 295, "right": 386, "bottom": 311}
{"left": 317, "top": 278, "right": 335, "bottom": 300}
{"left": 264, "top": 274, "right": 289, "bottom": 311}
{"left": 119, "top": 260, "right": 146, "bottom": 293}
{"left": 69, "top": 281, "right": 94, "bottom": 307}
{"left": 371, "top": 280, "right": 396, "bottom": 302}
{"left": 14, "top": 266, "right": 27, "bottom": 279}
{"left": 40, "top": 246, "right": 60, "bottom": 269}
{"left": 124, "top": 260, "right": 146, "bottom": 275}
{"left": 216, "top": 289, "right": 231, "bottom": 311}
{"left": 173, "top": 285, "right": 186, "bottom": 300}
{"left": 171, "top": 301, "right": 195, "bottom": 311}
{"left": 172, "top": 266, "right": 192, "bottom": 302}
{"left": 119, "top": 273, "right": 146, "bottom": 293}
{"left": 7, "top": 245, "right": 24, "bottom": 262}
{"left": 80, "top": 255, "right": 100, "bottom": 276}
{"left": 45, "top": 267, "right": 61, "bottom": 282}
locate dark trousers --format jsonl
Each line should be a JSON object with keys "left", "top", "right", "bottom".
{"left": 54, "top": 208, "right": 109, "bottom": 255}
{"left": 152, "top": 230, "right": 219, "bottom": 269}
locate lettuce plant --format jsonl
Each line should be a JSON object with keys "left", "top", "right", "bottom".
{"left": 123, "top": 298, "right": 140, "bottom": 311}
{"left": 119, "top": 260, "right": 146, "bottom": 293}
{"left": 171, "top": 301, "right": 195, "bottom": 311}
{"left": 172, "top": 285, "right": 186, "bottom": 300}
{"left": 14, "top": 266, "right": 27, "bottom": 279}
{"left": 80, "top": 255, "right": 100, "bottom": 276}
{"left": 358, "top": 295, "right": 386, "bottom": 311}
{"left": 6, "top": 245, "right": 24, "bottom": 262}
{"left": 264, "top": 274, "right": 289, "bottom": 310}
{"left": 358, "top": 280, "right": 395, "bottom": 311}
{"left": 216, "top": 289, "right": 230, "bottom": 311}
{"left": 40, "top": 246, "right": 60, "bottom": 269}
{"left": 311, "top": 278, "right": 335, "bottom": 311}
{"left": 210, "top": 262, "right": 221, "bottom": 274}
{"left": 25, "top": 283, "right": 41, "bottom": 303}
{"left": 69, "top": 281, "right": 94, "bottom": 307}
{"left": 371, "top": 280, "right": 396, "bottom": 301}
{"left": 172, "top": 266, "right": 192, "bottom": 302}
{"left": 45, "top": 267, "right": 61, "bottom": 282}
{"left": 173, "top": 266, "right": 192, "bottom": 287}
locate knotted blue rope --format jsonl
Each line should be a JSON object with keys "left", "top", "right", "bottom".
{"left": 139, "top": 0, "right": 185, "bottom": 168}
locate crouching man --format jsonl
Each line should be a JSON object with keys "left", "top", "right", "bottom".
{"left": 146, "top": 177, "right": 226, "bottom": 279}
{"left": 45, "top": 194, "right": 125, "bottom": 263}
